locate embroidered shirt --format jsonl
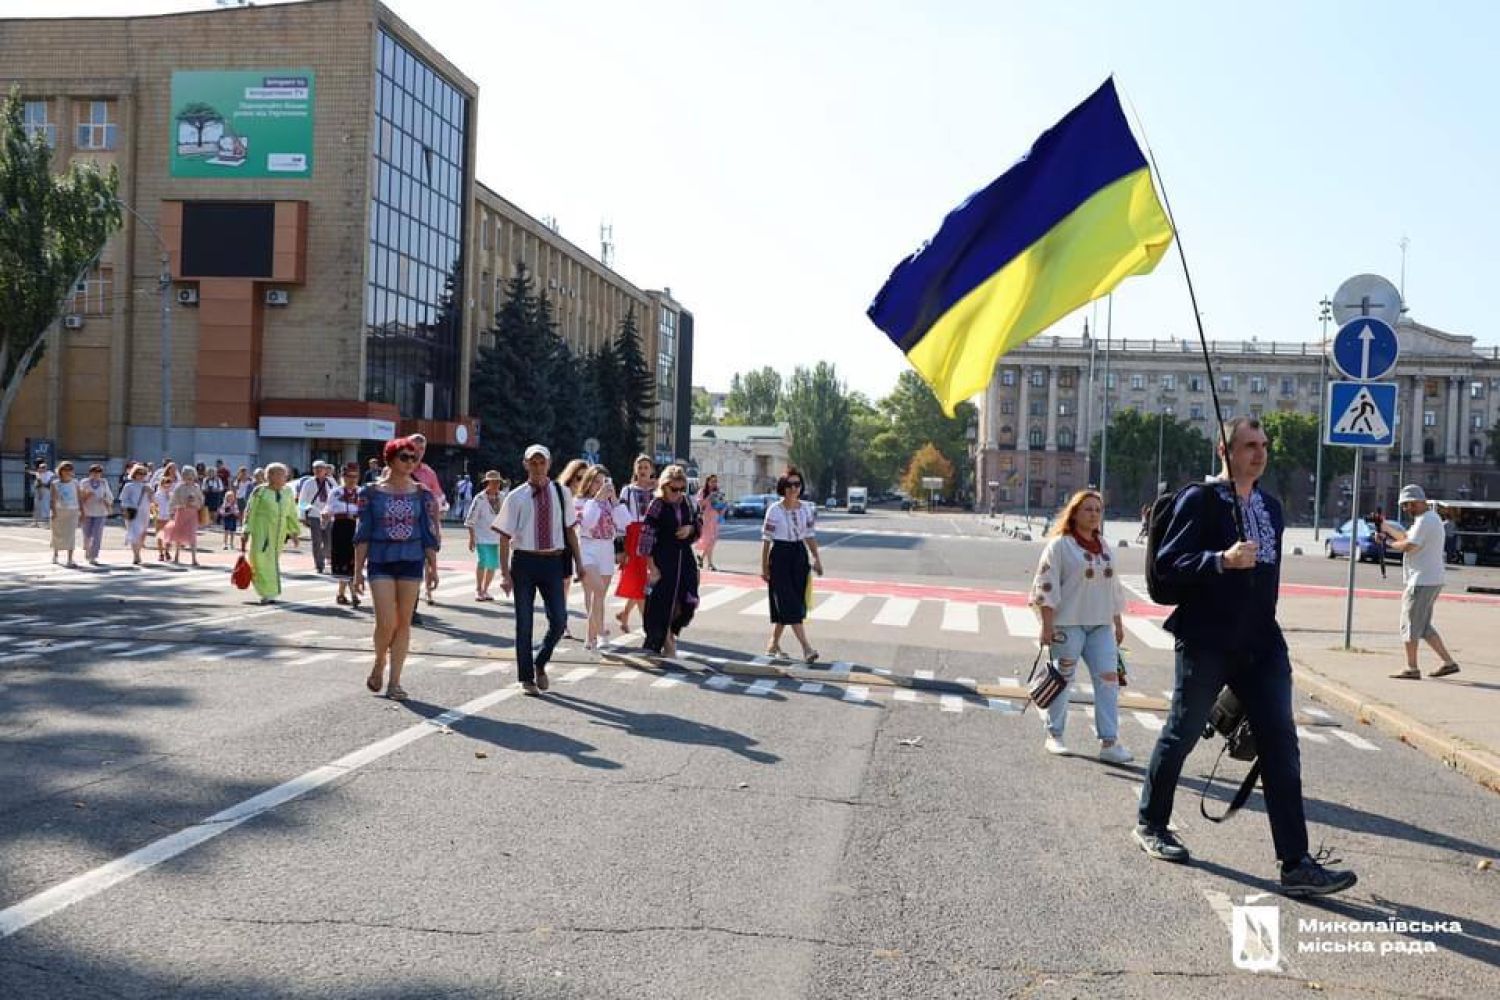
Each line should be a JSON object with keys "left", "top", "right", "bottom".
{"left": 1030, "top": 535, "right": 1126, "bottom": 628}
{"left": 762, "top": 501, "right": 816, "bottom": 543}
{"left": 1213, "top": 481, "right": 1278, "bottom": 565}
{"left": 354, "top": 484, "right": 441, "bottom": 562}
{"left": 493, "top": 481, "right": 577, "bottom": 551}
{"left": 464, "top": 490, "right": 505, "bottom": 545}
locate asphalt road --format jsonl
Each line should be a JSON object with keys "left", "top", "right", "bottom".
{"left": 0, "top": 511, "right": 1495, "bottom": 999}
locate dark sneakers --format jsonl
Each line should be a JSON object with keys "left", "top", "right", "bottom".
{"left": 1280, "top": 855, "right": 1358, "bottom": 897}
{"left": 1133, "top": 824, "right": 1190, "bottom": 863}
{"left": 535, "top": 667, "right": 550, "bottom": 691}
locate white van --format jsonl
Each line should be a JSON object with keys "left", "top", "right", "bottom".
{"left": 846, "top": 486, "right": 868, "bottom": 513}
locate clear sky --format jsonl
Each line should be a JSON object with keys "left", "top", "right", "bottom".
{"left": 19, "top": 0, "right": 1500, "bottom": 399}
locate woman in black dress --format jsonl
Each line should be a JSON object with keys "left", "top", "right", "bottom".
{"left": 759, "top": 465, "right": 823, "bottom": 662}
{"left": 637, "top": 464, "right": 701, "bottom": 657}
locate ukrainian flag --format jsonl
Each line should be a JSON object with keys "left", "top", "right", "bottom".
{"left": 867, "top": 79, "right": 1174, "bottom": 415}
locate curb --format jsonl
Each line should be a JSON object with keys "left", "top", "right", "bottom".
{"left": 1291, "top": 659, "right": 1500, "bottom": 796}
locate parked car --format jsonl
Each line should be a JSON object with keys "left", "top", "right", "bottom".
{"left": 728, "top": 493, "right": 776, "bottom": 519}
{"left": 825, "top": 496, "right": 839, "bottom": 509}
{"left": 1325, "top": 518, "right": 1403, "bottom": 562}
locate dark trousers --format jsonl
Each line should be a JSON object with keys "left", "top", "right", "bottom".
{"left": 511, "top": 550, "right": 568, "bottom": 683}
{"left": 1138, "top": 644, "right": 1309, "bottom": 864}
{"left": 306, "top": 514, "right": 331, "bottom": 572}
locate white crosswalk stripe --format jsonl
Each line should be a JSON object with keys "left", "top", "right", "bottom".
{"left": 559, "top": 667, "right": 596, "bottom": 684}
{"left": 1000, "top": 605, "right": 1038, "bottom": 638}
{"left": 744, "top": 678, "right": 778, "bottom": 696}
{"left": 650, "top": 673, "right": 685, "bottom": 688}
{"left": 738, "top": 597, "right": 769, "bottom": 617}
{"left": 1123, "top": 616, "right": 1174, "bottom": 650}
{"left": 704, "top": 674, "right": 736, "bottom": 690}
{"left": 115, "top": 642, "right": 175, "bottom": 658}
{"left": 941, "top": 601, "right": 980, "bottom": 633}
{"left": 293, "top": 652, "right": 341, "bottom": 666}
{"left": 871, "top": 596, "right": 919, "bottom": 628}
{"left": 809, "top": 593, "right": 861, "bottom": 622}
{"left": 694, "top": 585, "right": 750, "bottom": 612}
{"left": 99, "top": 641, "right": 136, "bottom": 653}
{"left": 1296, "top": 726, "right": 1330, "bottom": 745}
{"left": 1132, "top": 711, "right": 1165, "bottom": 733}
{"left": 939, "top": 694, "right": 964, "bottom": 713}
{"left": 797, "top": 681, "right": 824, "bottom": 694}
{"left": 1329, "top": 729, "right": 1379, "bottom": 752}
{"left": 987, "top": 697, "right": 1021, "bottom": 714}
{"left": 892, "top": 689, "right": 921, "bottom": 703}
{"left": 842, "top": 685, "right": 870, "bottom": 703}
{"left": 464, "top": 663, "right": 505, "bottom": 676}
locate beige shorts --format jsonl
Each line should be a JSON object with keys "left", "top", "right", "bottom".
{"left": 1400, "top": 584, "right": 1442, "bottom": 641}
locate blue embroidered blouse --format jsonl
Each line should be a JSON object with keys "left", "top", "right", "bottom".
{"left": 353, "top": 484, "right": 441, "bottom": 563}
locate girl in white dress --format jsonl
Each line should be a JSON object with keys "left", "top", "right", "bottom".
{"left": 577, "top": 465, "right": 632, "bottom": 651}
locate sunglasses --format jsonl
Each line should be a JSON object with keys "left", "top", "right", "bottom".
{"left": 786, "top": 480, "right": 803, "bottom": 487}
{"left": 393, "top": 452, "right": 417, "bottom": 462}
{"left": 665, "top": 483, "right": 686, "bottom": 492}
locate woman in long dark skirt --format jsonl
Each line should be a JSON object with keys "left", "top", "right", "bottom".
{"left": 759, "top": 465, "right": 823, "bottom": 662}
{"left": 325, "top": 462, "right": 365, "bottom": 607}
{"left": 638, "top": 464, "right": 701, "bottom": 657}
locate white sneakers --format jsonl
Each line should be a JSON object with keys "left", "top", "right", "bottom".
{"left": 1044, "top": 736, "right": 1134, "bottom": 764}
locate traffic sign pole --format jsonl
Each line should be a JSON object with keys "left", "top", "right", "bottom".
{"left": 1344, "top": 449, "right": 1361, "bottom": 651}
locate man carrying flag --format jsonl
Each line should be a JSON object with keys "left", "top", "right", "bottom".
{"left": 867, "top": 78, "right": 1174, "bottom": 416}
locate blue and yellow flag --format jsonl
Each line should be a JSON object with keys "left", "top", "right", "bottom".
{"left": 867, "top": 79, "right": 1174, "bottom": 415}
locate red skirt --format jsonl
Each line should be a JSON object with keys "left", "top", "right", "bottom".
{"left": 615, "top": 521, "right": 649, "bottom": 599}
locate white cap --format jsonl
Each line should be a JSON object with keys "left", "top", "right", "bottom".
{"left": 524, "top": 444, "right": 551, "bottom": 462}
{"left": 1398, "top": 484, "right": 1426, "bottom": 503}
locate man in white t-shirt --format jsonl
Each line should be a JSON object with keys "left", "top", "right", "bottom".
{"left": 1379, "top": 484, "right": 1459, "bottom": 679}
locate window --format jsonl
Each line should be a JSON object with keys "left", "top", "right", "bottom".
{"left": 1473, "top": 413, "right": 1485, "bottom": 431}
{"left": 1250, "top": 376, "right": 1267, "bottom": 393}
{"left": 1058, "top": 370, "right": 1074, "bottom": 388}
{"left": 1028, "top": 426, "right": 1044, "bottom": 448}
{"left": 1250, "top": 404, "right": 1263, "bottom": 418}
{"left": 1000, "top": 399, "right": 1013, "bottom": 415}
{"left": 1030, "top": 456, "right": 1043, "bottom": 475}
{"left": 1060, "top": 456, "right": 1073, "bottom": 472}
{"left": 66, "top": 265, "right": 112, "bottom": 315}
{"left": 1161, "top": 374, "right": 1176, "bottom": 391}
{"left": 74, "top": 100, "right": 117, "bottom": 150}
{"left": 1223, "top": 406, "right": 1234, "bottom": 419}
{"left": 1106, "top": 372, "right": 1117, "bottom": 390}
{"left": 1030, "top": 369, "right": 1046, "bottom": 387}
{"left": 1189, "top": 375, "right": 1204, "bottom": 392}
{"left": 1130, "top": 374, "right": 1145, "bottom": 390}
{"left": 1058, "top": 427, "right": 1074, "bottom": 450}
{"left": 1001, "top": 369, "right": 1016, "bottom": 386}
{"left": 1028, "top": 399, "right": 1044, "bottom": 417}
{"left": 1058, "top": 401, "right": 1071, "bottom": 416}
{"left": 23, "top": 101, "right": 55, "bottom": 145}
{"left": 1280, "top": 377, "right": 1295, "bottom": 396}
{"left": 1423, "top": 410, "right": 1436, "bottom": 427}
{"left": 1471, "top": 381, "right": 1486, "bottom": 400}
{"left": 1473, "top": 439, "right": 1485, "bottom": 458}
{"left": 1219, "top": 374, "right": 1235, "bottom": 392}
{"left": 1190, "top": 403, "right": 1204, "bottom": 420}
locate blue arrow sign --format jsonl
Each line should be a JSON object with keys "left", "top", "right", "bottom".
{"left": 1331, "top": 317, "right": 1399, "bottom": 381}
{"left": 1326, "top": 381, "right": 1398, "bottom": 447}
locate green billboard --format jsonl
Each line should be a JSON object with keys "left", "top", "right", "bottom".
{"left": 170, "top": 70, "right": 315, "bottom": 178}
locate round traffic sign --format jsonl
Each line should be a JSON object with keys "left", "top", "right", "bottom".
{"left": 583, "top": 436, "right": 600, "bottom": 454}
{"left": 1332, "top": 274, "right": 1402, "bottom": 328}
{"left": 1331, "top": 316, "right": 1399, "bottom": 381}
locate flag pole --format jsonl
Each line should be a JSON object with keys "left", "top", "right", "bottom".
{"left": 1122, "top": 89, "right": 1244, "bottom": 538}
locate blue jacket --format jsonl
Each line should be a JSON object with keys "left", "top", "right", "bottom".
{"left": 1155, "top": 480, "right": 1286, "bottom": 654}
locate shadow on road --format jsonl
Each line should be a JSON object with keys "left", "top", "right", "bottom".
{"left": 544, "top": 692, "right": 781, "bottom": 764}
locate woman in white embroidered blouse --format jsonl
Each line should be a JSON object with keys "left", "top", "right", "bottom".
{"left": 1029, "top": 490, "right": 1133, "bottom": 764}
{"left": 576, "top": 465, "right": 632, "bottom": 650}
{"left": 759, "top": 466, "right": 824, "bottom": 662}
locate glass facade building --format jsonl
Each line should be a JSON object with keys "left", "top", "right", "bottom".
{"left": 365, "top": 29, "right": 470, "bottom": 421}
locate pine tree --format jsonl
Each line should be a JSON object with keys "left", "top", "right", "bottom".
{"left": 470, "top": 262, "right": 546, "bottom": 479}
{"left": 614, "top": 308, "right": 656, "bottom": 460}
{"left": 540, "top": 292, "right": 585, "bottom": 462}
{"left": 592, "top": 340, "right": 631, "bottom": 476}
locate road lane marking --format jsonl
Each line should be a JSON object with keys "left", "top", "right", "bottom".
{"left": 0, "top": 653, "right": 40, "bottom": 665}
{"left": 1122, "top": 616, "right": 1174, "bottom": 650}
{"left": 559, "top": 667, "right": 596, "bottom": 684}
{"left": 115, "top": 643, "right": 175, "bottom": 658}
{"left": 941, "top": 601, "right": 980, "bottom": 633}
{"left": 939, "top": 694, "right": 964, "bottom": 713}
{"left": 1329, "top": 729, "right": 1379, "bottom": 751}
{"left": 0, "top": 685, "right": 522, "bottom": 941}
{"left": 1132, "top": 712, "right": 1164, "bottom": 733}
{"left": 694, "top": 585, "right": 750, "bottom": 612}
{"left": 913, "top": 669, "right": 935, "bottom": 681}
{"left": 744, "top": 678, "right": 778, "bottom": 696}
{"left": 809, "top": 593, "right": 861, "bottom": 621}
{"left": 464, "top": 663, "right": 505, "bottom": 676}
{"left": 986, "top": 697, "right": 1020, "bottom": 714}
{"left": 871, "top": 597, "right": 919, "bottom": 628}
{"left": 704, "top": 674, "right": 736, "bottom": 690}
{"left": 798, "top": 681, "right": 824, "bottom": 694}
{"left": 294, "top": 652, "right": 341, "bottom": 666}
{"left": 842, "top": 685, "right": 870, "bottom": 703}
{"left": 892, "top": 689, "right": 921, "bottom": 703}
{"left": 738, "top": 597, "right": 769, "bottom": 617}
{"left": 1302, "top": 707, "right": 1334, "bottom": 721}
{"left": 613, "top": 670, "right": 641, "bottom": 683}
{"left": 999, "top": 606, "right": 1038, "bottom": 638}
{"left": 650, "top": 673, "right": 685, "bottom": 688}
{"left": 1296, "top": 726, "right": 1330, "bottom": 745}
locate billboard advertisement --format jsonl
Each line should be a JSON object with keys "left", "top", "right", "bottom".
{"left": 170, "top": 70, "right": 315, "bottom": 178}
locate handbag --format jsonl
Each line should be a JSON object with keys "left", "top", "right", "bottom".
{"left": 1023, "top": 647, "right": 1071, "bottom": 710}
{"left": 198, "top": 505, "right": 212, "bottom": 527}
{"left": 231, "top": 555, "right": 253, "bottom": 590}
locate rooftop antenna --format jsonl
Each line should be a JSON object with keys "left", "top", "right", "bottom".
{"left": 600, "top": 221, "right": 615, "bottom": 269}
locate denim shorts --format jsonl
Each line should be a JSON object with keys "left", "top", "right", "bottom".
{"left": 367, "top": 559, "right": 425, "bottom": 581}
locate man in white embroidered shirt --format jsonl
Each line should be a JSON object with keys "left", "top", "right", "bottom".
{"left": 494, "top": 444, "right": 584, "bottom": 695}
{"left": 297, "top": 460, "right": 335, "bottom": 573}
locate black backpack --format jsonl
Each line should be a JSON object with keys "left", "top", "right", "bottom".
{"left": 1143, "top": 484, "right": 1206, "bottom": 606}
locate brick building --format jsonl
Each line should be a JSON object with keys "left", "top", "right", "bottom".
{"left": 0, "top": 0, "right": 692, "bottom": 497}
{"left": 974, "top": 317, "right": 1500, "bottom": 519}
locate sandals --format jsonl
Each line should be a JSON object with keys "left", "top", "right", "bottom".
{"left": 803, "top": 649, "right": 820, "bottom": 664}
{"left": 767, "top": 644, "right": 787, "bottom": 659}
{"left": 1389, "top": 668, "right": 1421, "bottom": 680}
{"left": 337, "top": 593, "right": 350, "bottom": 606}
{"left": 385, "top": 685, "right": 408, "bottom": 701}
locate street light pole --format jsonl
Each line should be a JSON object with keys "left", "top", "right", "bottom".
{"left": 1154, "top": 399, "right": 1170, "bottom": 496}
{"left": 115, "top": 199, "right": 172, "bottom": 458}
{"left": 1313, "top": 296, "right": 1332, "bottom": 540}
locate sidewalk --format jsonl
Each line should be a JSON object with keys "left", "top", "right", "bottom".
{"left": 1279, "top": 593, "right": 1500, "bottom": 795}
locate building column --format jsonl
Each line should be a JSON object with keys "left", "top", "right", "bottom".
{"left": 1446, "top": 376, "right": 1461, "bottom": 461}
{"left": 1457, "top": 373, "right": 1472, "bottom": 463}
{"left": 1044, "top": 365, "right": 1059, "bottom": 451}
{"left": 1017, "top": 367, "right": 1031, "bottom": 451}
{"left": 983, "top": 370, "right": 1000, "bottom": 448}
{"left": 1409, "top": 374, "right": 1424, "bottom": 460}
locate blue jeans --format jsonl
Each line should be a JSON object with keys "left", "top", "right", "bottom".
{"left": 1043, "top": 624, "right": 1121, "bottom": 743}
{"left": 511, "top": 550, "right": 568, "bottom": 683}
{"left": 1138, "top": 644, "right": 1308, "bottom": 863}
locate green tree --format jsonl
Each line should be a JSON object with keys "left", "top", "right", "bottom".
{"left": 591, "top": 340, "right": 632, "bottom": 476}
{"left": 0, "top": 89, "right": 122, "bottom": 451}
{"left": 723, "top": 366, "right": 782, "bottom": 425}
{"left": 879, "top": 370, "right": 976, "bottom": 472}
{"left": 1258, "top": 410, "right": 1352, "bottom": 504}
{"left": 470, "top": 262, "right": 551, "bottom": 478}
{"left": 844, "top": 391, "right": 901, "bottom": 493}
{"left": 538, "top": 292, "right": 587, "bottom": 463}
{"left": 783, "top": 361, "right": 850, "bottom": 499}
{"left": 690, "top": 386, "right": 716, "bottom": 425}
{"left": 614, "top": 308, "right": 655, "bottom": 459}
{"left": 1090, "top": 408, "right": 1210, "bottom": 512}
{"left": 901, "top": 442, "right": 956, "bottom": 499}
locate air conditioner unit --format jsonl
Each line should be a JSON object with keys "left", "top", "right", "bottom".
{"left": 265, "top": 289, "right": 290, "bottom": 306}
{"left": 177, "top": 287, "right": 199, "bottom": 306}
{"left": 63, "top": 315, "right": 84, "bottom": 329}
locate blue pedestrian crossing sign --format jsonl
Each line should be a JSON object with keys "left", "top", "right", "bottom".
{"left": 1331, "top": 317, "right": 1399, "bottom": 381}
{"left": 1326, "top": 381, "right": 1398, "bottom": 447}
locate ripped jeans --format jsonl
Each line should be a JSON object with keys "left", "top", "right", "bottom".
{"left": 1042, "top": 623, "right": 1121, "bottom": 743}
